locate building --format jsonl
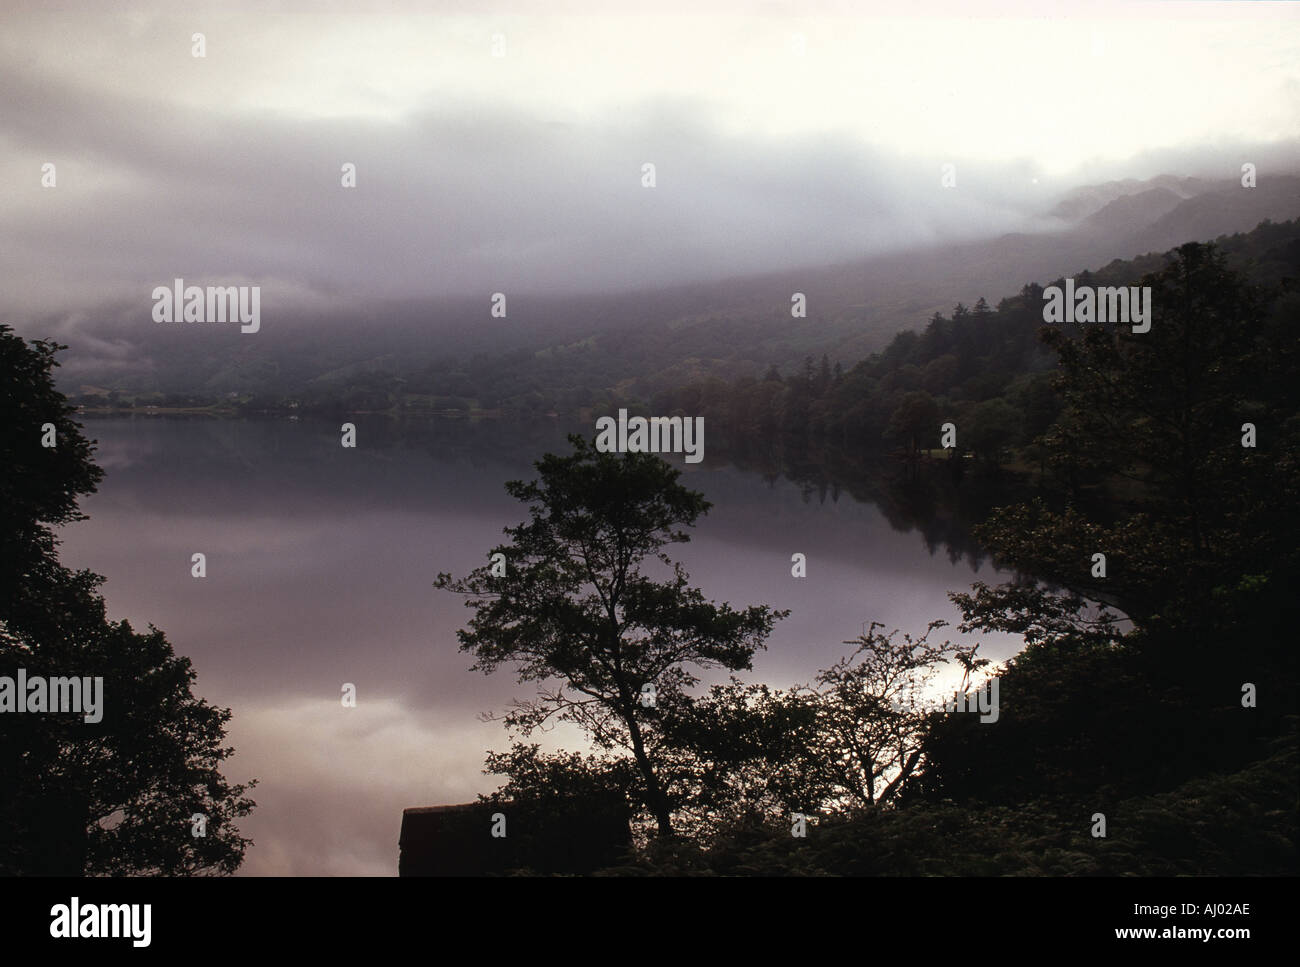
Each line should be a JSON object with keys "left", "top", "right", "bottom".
{"left": 398, "top": 793, "right": 632, "bottom": 876}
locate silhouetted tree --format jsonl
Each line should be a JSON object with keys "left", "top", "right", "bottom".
{"left": 0, "top": 325, "right": 256, "bottom": 875}
{"left": 799, "top": 621, "right": 981, "bottom": 809}
{"left": 980, "top": 243, "right": 1297, "bottom": 629}
{"left": 922, "top": 243, "right": 1300, "bottom": 807}
{"left": 435, "top": 435, "right": 786, "bottom": 836}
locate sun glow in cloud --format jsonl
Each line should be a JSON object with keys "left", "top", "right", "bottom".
{"left": 5, "top": 2, "right": 1298, "bottom": 175}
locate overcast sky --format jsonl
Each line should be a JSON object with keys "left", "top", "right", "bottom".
{"left": 3, "top": 0, "right": 1298, "bottom": 315}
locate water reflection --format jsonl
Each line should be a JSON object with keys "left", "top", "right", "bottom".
{"left": 55, "top": 416, "right": 1021, "bottom": 874}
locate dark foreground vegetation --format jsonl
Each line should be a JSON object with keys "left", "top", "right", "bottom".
{"left": 0, "top": 325, "right": 256, "bottom": 875}
{"left": 437, "top": 236, "right": 1298, "bottom": 875}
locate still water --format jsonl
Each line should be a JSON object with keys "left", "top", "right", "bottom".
{"left": 55, "top": 416, "right": 1020, "bottom": 875}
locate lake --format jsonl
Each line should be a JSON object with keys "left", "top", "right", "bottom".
{"left": 55, "top": 415, "right": 1020, "bottom": 875}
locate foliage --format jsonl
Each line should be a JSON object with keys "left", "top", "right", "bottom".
{"left": 618, "top": 729, "right": 1297, "bottom": 876}
{"left": 435, "top": 435, "right": 786, "bottom": 836}
{"left": 0, "top": 324, "right": 255, "bottom": 875}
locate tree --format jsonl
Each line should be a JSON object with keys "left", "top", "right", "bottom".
{"left": 434, "top": 435, "right": 786, "bottom": 836}
{"left": 654, "top": 621, "right": 985, "bottom": 833}
{"left": 886, "top": 390, "right": 941, "bottom": 476}
{"left": 654, "top": 678, "right": 825, "bottom": 841}
{"left": 920, "top": 242, "right": 1300, "bottom": 807}
{"left": 0, "top": 324, "right": 256, "bottom": 874}
{"left": 980, "top": 243, "right": 1297, "bottom": 630}
{"left": 0, "top": 326, "right": 101, "bottom": 574}
{"left": 798, "top": 621, "right": 981, "bottom": 810}
{"left": 817, "top": 354, "right": 833, "bottom": 396}
{"left": 963, "top": 397, "right": 1021, "bottom": 467}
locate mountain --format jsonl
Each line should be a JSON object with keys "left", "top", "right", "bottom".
{"left": 1078, "top": 187, "right": 1186, "bottom": 237}
{"left": 50, "top": 174, "right": 1300, "bottom": 409}
{"left": 1047, "top": 174, "right": 1216, "bottom": 221}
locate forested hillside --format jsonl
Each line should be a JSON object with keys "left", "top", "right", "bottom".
{"left": 594, "top": 233, "right": 1300, "bottom": 875}
{"left": 63, "top": 185, "right": 1300, "bottom": 419}
{"left": 652, "top": 218, "right": 1300, "bottom": 473}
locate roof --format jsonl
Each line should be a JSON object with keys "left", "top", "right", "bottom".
{"left": 398, "top": 795, "right": 632, "bottom": 876}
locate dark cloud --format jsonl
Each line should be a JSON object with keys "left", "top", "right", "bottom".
{"left": 0, "top": 59, "right": 1073, "bottom": 316}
